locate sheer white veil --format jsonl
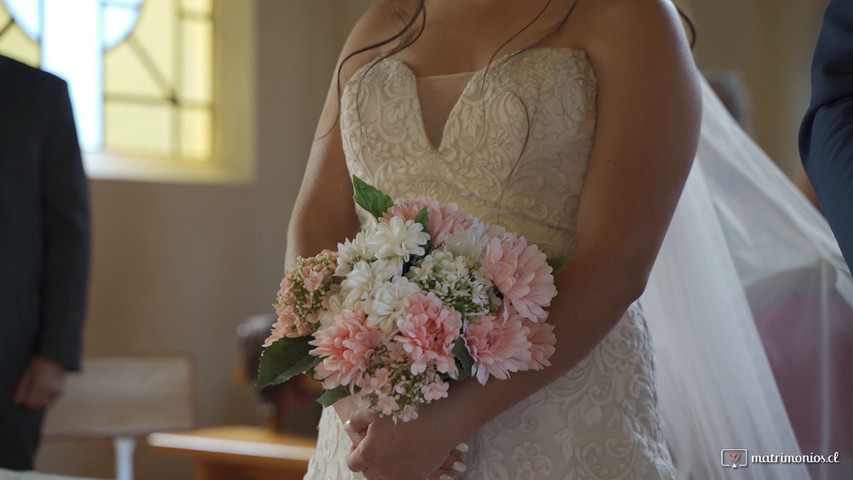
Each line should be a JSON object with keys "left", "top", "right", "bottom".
{"left": 641, "top": 78, "right": 852, "bottom": 479}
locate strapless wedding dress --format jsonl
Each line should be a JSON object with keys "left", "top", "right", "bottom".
{"left": 304, "top": 47, "right": 676, "bottom": 479}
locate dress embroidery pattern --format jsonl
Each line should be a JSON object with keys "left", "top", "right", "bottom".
{"left": 304, "top": 48, "right": 675, "bottom": 480}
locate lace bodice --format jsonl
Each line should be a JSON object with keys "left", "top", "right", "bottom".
{"left": 341, "top": 48, "right": 597, "bottom": 256}
{"left": 305, "top": 47, "right": 674, "bottom": 480}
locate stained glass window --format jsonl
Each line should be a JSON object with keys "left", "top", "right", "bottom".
{"left": 0, "top": 0, "right": 215, "bottom": 171}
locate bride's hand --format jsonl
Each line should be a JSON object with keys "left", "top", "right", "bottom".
{"left": 344, "top": 407, "right": 468, "bottom": 480}
{"left": 333, "top": 394, "right": 369, "bottom": 444}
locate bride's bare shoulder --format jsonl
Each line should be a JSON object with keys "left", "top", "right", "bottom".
{"left": 575, "top": 0, "right": 691, "bottom": 60}
{"left": 339, "top": 1, "right": 418, "bottom": 76}
{"left": 581, "top": 0, "right": 686, "bottom": 39}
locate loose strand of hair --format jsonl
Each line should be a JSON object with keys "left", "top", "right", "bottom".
{"left": 352, "top": 2, "right": 426, "bottom": 141}
{"left": 676, "top": 6, "right": 697, "bottom": 49}
{"left": 316, "top": 0, "right": 426, "bottom": 140}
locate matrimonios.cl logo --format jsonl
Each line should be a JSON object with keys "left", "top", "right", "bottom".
{"left": 722, "top": 449, "right": 749, "bottom": 469}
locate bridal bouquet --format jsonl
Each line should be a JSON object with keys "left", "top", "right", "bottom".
{"left": 257, "top": 176, "right": 565, "bottom": 422}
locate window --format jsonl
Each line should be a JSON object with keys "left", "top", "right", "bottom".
{"left": 0, "top": 0, "right": 254, "bottom": 183}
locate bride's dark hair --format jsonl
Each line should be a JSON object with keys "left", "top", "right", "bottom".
{"left": 333, "top": 0, "right": 696, "bottom": 102}
{"left": 329, "top": 0, "right": 696, "bottom": 221}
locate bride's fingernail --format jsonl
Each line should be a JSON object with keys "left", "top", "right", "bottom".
{"left": 343, "top": 419, "right": 352, "bottom": 432}
{"left": 452, "top": 461, "right": 467, "bottom": 473}
{"left": 440, "top": 475, "right": 455, "bottom": 480}
{"left": 455, "top": 441, "right": 469, "bottom": 453}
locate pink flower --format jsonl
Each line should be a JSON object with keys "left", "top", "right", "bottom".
{"left": 463, "top": 312, "right": 532, "bottom": 385}
{"left": 267, "top": 250, "right": 339, "bottom": 342}
{"left": 421, "top": 379, "right": 449, "bottom": 402}
{"left": 395, "top": 292, "right": 462, "bottom": 376}
{"left": 302, "top": 249, "right": 337, "bottom": 292}
{"left": 384, "top": 198, "right": 470, "bottom": 245}
{"left": 398, "top": 404, "right": 419, "bottom": 422}
{"left": 360, "top": 367, "right": 393, "bottom": 396}
{"left": 482, "top": 233, "right": 557, "bottom": 322}
{"left": 524, "top": 319, "right": 556, "bottom": 370}
{"left": 309, "top": 307, "right": 384, "bottom": 390}
{"left": 303, "top": 269, "right": 326, "bottom": 292}
{"left": 263, "top": 317, "right": 291, "bottom": 347}
{"left": 263, "top": 304, "right": 314, "bottom": 346}
{"left": 375, "top": 392, "right": 400, "bottom": 416}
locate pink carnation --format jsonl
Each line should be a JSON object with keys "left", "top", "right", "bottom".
{"left": 384, "top": 198, "right": 470, "bottom": 245}
{"left": 309, "top": 307, "right": 384, "bottom": 390}
{"left": 463, "top": 313, "right": 532, "bottom": 385}
{"left": 395, "top": 292, "right": 463, "bottom": 376}
{"left": 482, "top": 233, "right": 557, "bottom": 322}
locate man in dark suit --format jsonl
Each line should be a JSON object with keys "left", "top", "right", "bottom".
{"left": 0, "top": 55, "right": 91, "bottom": 470}
{"left": 800, "top": 0, "right": 853, "bottom": 269}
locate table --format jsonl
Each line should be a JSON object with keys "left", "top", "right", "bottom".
{"left": 0, "top": 470, "right": 103, "bottom": 480}
{"left": 147, "top": 426, "right": 316, "bottom": 480}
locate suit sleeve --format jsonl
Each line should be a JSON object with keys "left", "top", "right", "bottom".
{"left": 799, "top": 0, "right": 853, "bottom": 268}
{"left": 37, "top": 80, "right": 91, "bottom": 371}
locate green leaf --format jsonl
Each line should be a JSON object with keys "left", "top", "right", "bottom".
{"left": 547, "top": 255, "right": 570, "bottom": 275}
{"left": 452, "top": 337, "right": 474, "bottom": 381}
{"left": 414, "top": 207, "right": 431, "bottom": 235}
{"left": 353, "top": 175, "right": 394, "bottom": 219}
{"left": 317, "top": 385, "right": 351, "bottom": 407}
{"left": 256, "top": 336, "right": 323, "bottom": 387}
{"left": 414, "top": 207, "right": 433, "bottom": 255}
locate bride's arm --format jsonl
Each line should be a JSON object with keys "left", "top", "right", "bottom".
{"left": 345, "top": 0, "right": 702, "bottom": 478}
{"left": 285, "top": 3, "right": 398, "bottom": 267}
{"left": 284, "top": 2, "right": 408, "bottom": 422}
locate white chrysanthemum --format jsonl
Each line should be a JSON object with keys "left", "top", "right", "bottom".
{"left": 336, "top": 231, "right": 375, "bottom": 276}
{"left": 407, "top": 250, "right": 493, "bottom": 318}
{"left": 317, "top": 290, "right": 344, "bottom": 330}
{"left": 340, "top": 259, "right": 400, "bottom": 308}
{"left": 442, "top": 218, "right": 506, "bottom": 262}
{"left": 340, "top": 260, "right": 373, "bottom": 307}
{"left": 365, "top": 216, "right": 430, "bottom": 262}
{"left": 364, "top": 276, "right": 420, "bottom": 334}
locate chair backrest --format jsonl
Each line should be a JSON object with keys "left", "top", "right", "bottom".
{"left": 42, "top": 355, "right": 197, "bottom": 439}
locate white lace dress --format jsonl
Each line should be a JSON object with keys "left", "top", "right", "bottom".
{"left": 304, "top": 47, "right": 676, "bottom": 480}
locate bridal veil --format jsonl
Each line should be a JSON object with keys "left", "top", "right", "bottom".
{"left": 642, "top": 78, "right": 852, "bottom": 479}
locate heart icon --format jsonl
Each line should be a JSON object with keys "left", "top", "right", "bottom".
{"left": 728, "top": 452, "right": 740, "bottom": 463}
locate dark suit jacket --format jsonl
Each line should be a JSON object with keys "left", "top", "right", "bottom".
{"left": 800, "top": 0, "right": 853, "bottom": 268}
{"left": 0, "top": 55, "right": 90, "bottom": 393}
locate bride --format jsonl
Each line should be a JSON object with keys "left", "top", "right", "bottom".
{"left": 286, "top": 0, "right": 841, "bottom": 478}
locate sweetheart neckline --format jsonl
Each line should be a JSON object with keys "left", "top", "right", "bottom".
{"left": 343, "top": 47, "right": 592, "bottom": 153}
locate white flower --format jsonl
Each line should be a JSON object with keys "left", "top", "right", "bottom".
{"left": 365, "top": 216, "right": 430, "bottom": 263}
{"left": 442, "top": 218, "right": 506, "bottom": 262}
{"left": 336, "top": 231, "right": 374, "bottom": 276}
{"left": 407, "top": 250, "right": 493, "bottom": 318}
{"left": 317, "top": 290, "right": 344, "bottom": 330}
{"left": 340, "top": 259, "right": 400, "bottom": 308}
{"left": 363, "top": 276, "right": 420, "bottom": 334}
